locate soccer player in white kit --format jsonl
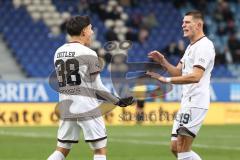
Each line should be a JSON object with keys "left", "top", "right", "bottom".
{"left": 47, "top": 16, "right": 134, "bottom": 160}
{"left": 146, "top": 11, "right": 215, "bottom": 160}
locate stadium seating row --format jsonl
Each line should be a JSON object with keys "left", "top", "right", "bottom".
{"left": 0, "top": 0, "right": 238, "bottom": 78}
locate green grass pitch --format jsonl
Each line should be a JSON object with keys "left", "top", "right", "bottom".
{"left": 0, "top": 125, "right": 239, "bottom": 160}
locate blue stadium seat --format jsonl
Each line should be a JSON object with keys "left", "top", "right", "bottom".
{"left": 0, "top": 1, "right": 238, "bottom": 78}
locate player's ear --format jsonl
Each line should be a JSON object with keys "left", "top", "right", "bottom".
{"left": 198, "top": 22, "right": 201, "bottom": 27}
{"left": 197, "top": 21, "right": 203, "bottom": 29}
{"left": 81, "top": 27, "right": 87, "bottom": 37}
{"left": 81, "top": 30, "right": 85, "bottom": 37}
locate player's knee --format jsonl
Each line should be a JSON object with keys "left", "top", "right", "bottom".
{"left": 88, "top": 138, "right": 107, "bottom": 155}
{"left": 56, "top": 142, "right": 72, "bottom": 157}
{"left": 57, "top": 141, "right": 72, "bottom": 150}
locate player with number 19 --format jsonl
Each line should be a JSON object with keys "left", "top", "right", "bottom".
{"left": 47, "top": 16, "right": 134, "bottom": 160}
{"left": 146, "top": 11, "right": 215, "bottom": 160}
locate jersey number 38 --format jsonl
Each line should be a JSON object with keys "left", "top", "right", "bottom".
{"left": 55, "top": 59, "right": 81, "bottom": 87}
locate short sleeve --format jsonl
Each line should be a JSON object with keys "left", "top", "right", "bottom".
{"left": 88, "top": 56, "right": 102, "bottom": 74}
{"left": 74, "top": 50, "right": 102, "bottom": 75}
{"left": 193, "top": 44, "right": 214, "bottom": 70}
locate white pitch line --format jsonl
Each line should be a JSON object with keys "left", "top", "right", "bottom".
{"left": 0, "top": 130, "right": 239, "bottom": 151}
{"left": 109, "top": 138, "right": 240, "bottom": 151}
{"left": 0, "top": 130, "right": 55, "bottom": 138}
{"left": 112, "top": 133, "right": 239, "bottom": 139}
{"left": 109, "top": 138, "right": 169, "bottom": 145}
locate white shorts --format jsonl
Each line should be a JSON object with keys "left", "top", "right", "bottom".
{"left": 57, "top": 116, "right": 107, "bottom": 143}
{"left": 171, "top": 107, "right": 208, "bottom": 141}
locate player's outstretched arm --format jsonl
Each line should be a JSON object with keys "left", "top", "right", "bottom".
{"left": 148, "top": 50, "right": 182, "bottom": 76}
{"left": 146, "top": 67, "right": 204, "bottom": 84}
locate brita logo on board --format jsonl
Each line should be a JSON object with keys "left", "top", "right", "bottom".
{"left": 0, "top": 82, "right": 49, "bottom": 102}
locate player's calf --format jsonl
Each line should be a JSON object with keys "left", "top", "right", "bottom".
{"left": 93, "top": 147, "right": 107, "bottom": 160}
{"left": 177, "top": 135, "right": 201, "bottom": 160}
{"left": 170, "top": 140, "right": 178, "bottom": 157}
{"left": 94, "top": 147, "right": 107, "bottom": 155}
{"left": 177, "top": 135, "right": 193, "bottom": 152}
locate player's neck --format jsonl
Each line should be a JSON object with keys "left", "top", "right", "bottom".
{"left": 190, "top": 31, "right": 205, "bottom": 45}
{"left": 69, "top": 37, "right": 87, "bottom": 46}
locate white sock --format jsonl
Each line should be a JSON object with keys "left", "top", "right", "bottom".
{"left": 191, "top": 150, "right": 202, "bottom": 160}
{"left": 47, "top": 150, "right": 65, "bottom": 160}
{"left": 178, "top": 152, "right": 192, "bottom": 160}
{"left": 94, "top": 155, "right": 106, "bottom": 160}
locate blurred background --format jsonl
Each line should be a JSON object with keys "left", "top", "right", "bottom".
{"left": 0, "top": 0, "right": 240, "bottom": 160}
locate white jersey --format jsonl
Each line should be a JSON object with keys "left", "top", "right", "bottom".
{"left": 54, "top": 42, "right": 102, "bottom": 114}
{"left": 180, "top": 36, "right": 215, "bottom": 109}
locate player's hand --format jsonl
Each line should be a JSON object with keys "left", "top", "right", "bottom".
{"left": 148, "top": 50, "right": 166, "bottom": 66}
{"left": 115, "top": 96, "right": 135, "bottom": 107}
{"left": 145, "top": 71, "right": 168, "bottom": 83}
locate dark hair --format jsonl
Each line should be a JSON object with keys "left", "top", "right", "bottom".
{"left": 66, "top": 16, "right": 90, "bottom": 36}
{"left": 185, "top": 10, "right": 204, "bottom": 21}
